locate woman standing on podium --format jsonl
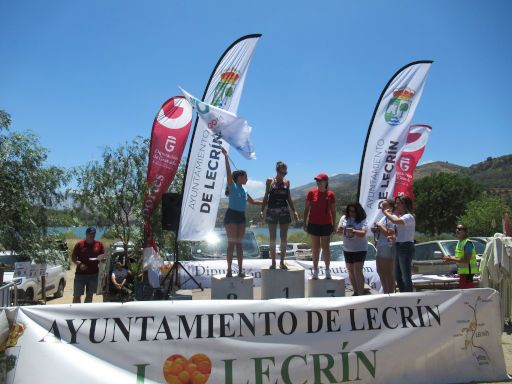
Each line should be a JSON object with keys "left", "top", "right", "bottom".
{"left": 303, "top": 173, "right": 336, "bottom": 279}
{"left": 260, "top": 161, "right": 300, "bottom": 269}
{"left": 221, "top": 147, "right": 262, "bottom": 278}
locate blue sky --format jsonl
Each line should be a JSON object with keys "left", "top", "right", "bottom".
{"left": 1, "top": 0, "right": 511, "bottom": 197}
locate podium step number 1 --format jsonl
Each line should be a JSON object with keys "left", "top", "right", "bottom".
{"left": 261, "top": 265, "right": 305, "bottom": 300}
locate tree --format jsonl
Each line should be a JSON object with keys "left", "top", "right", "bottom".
{"left": 73, "top": 137, "right": 149, "bottom": 252}
{"left": 413, "top": 172, "right": 482, "bottom": 235}
{"left": 459, "top": 196, "right": 510, "bottom": 237}
{"left": 0, "top": 110, "right": 11, "bottom": 130}
{"left": 0, "top": 129, "right": 68, "bottom": 257}
{"left": 0, "top": 111, "right": 69, "bottom": 301}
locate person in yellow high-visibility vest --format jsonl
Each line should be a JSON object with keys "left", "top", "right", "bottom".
{"left": 442, "top": 224, "right": 478, "bottom": 288}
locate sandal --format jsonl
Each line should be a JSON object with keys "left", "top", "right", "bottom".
{"left": 226, "top": 271, "right": 232, "bottom": 278}
{"left": 279, "top": 263, "right": 288, "bottom": 270}
{"left": 269, "top": 263, "right": 276, "bottom": 270}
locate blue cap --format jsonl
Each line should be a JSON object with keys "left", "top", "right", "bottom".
{"left": 86, "top": 226, "right": 97, "bottom": 234}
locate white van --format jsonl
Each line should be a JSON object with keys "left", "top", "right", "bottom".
{"left": 1, "top": 251, "right": 67, "bottom": 302}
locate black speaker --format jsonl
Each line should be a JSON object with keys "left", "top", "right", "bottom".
{"left": 161, "top": 193, "right": 182, "bottom": 231}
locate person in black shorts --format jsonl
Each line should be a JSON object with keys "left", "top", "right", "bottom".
{"left": 221, "top": 147, "right": 262, "bottom": 277}
{"left": 260, "top": 161, "right": 299, "bottom": 269}
{"left": 303, "top": 173, "right": 336, "bottom": 279}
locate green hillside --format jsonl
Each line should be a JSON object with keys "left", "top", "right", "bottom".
{"left": 242, "top": 154, "right": 512, "bottom": 225}
{"left": 218, "top": 154, "right": 512, "bottom": 226}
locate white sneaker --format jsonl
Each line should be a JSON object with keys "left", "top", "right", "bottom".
{"left": 312, "top": 269, "right": 319, "bottom": 279}
{"left": 325, "top": 269, "right": 331, "bottom": 279}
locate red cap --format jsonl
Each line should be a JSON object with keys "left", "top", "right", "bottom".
{"left": 314, "top": 173, "right": 329, "bottom": 182}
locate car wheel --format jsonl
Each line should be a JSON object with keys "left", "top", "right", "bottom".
{"left": 25, "top": 288, "right": 35, "bottom": 303}
{"left": 54, "top": 279, "right": 65, "bottom": 298}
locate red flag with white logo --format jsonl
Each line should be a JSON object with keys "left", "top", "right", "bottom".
{"left": 143, "top": 96, "right": 193, "bottom": 247}
{"left": 393, "top": 124, "right": 432, "bottom": 202}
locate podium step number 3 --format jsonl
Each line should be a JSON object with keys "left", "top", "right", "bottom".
{"left": 211, "top": 275, "right": 254, "bottom": 300}
{"left": 307, "top": 276, "right": 345, "bottom": 297}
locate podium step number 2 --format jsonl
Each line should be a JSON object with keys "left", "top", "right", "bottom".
{"left": 211, "top": 275, "right": 254, "bottom": 300}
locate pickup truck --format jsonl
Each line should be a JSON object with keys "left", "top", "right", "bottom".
{"left": 1, "top": 251, "right": 67, "bottom": 303}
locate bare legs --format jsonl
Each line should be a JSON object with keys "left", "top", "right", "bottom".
{"left": 346, "top": 262, "right": 365, "bottom": 295}
{"left": 269, "top": 223, "right": 290, "bottom": 268}
{"left": 311, "top": 235, "right": 320, "bottom": 272}
{"left": 320, "top": 235, "right": 330, "bottom": 272}
{"left": 225, "top": 223, "right": 246, "bottom": 276}
{"left": 310, "top": 234, "right": 330, "bottom": 277}
{"left": 268, "top": 223, "right": 277, "bottom": 267}
{"left": 279, "top": 223, "right": 289, "bottom": 267}
{"left": 377, "top": 257, "right": 395, "bottom": 293}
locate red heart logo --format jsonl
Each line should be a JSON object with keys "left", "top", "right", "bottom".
{"left": 163, "top": 353, "right": 212, "bottom": 384}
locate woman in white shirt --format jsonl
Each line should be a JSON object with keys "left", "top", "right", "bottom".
{"left": 372, "top": 199, "right": 397, "bottom": 294}
{"left": 337, "top": 202, "right": 368, "bottom": 296}
{"left": 382, "top": 195, "right": 415, "bottom": 292}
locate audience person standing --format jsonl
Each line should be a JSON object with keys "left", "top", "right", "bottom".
{"left": 71, "top": 226, "right": 106, "bottom": 303}
{"left": 337, "top": 202, "right": 368, "bottom": 296}
{"left": 372, "top": 199, "right": 397, "bottom": 294}
{"left": 382, "top": 195, "right": 416, "bottom": 292}
{"left": 442, "top": 224, "right": 478, "bottom": 289}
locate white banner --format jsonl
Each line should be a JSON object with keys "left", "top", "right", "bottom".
{"left": 178, "top": 35, "right": 261, "bottom": 241}
{"left": 177, "top": 259, "right": 382, "bottom": 291}
{"left": 358, "top": 61, "right": 432, "bottom": 226}
{"left": 13, "top": 262, "right": 46, "bottom": 278}
{"left": 1, "top": 289, "right": 507, "bottom": 383}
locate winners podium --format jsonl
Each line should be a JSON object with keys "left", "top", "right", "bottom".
{"left": 211, "top": 274, "right": 254, "bottom": 300}
{"left": 261, "top": 265, "right": 305, "bottom": 299}
{"left": 307, "top": 276, "right": 345, "bottom": 297}
{"left": 210, "top": 266, "right": 346, "bottom": 300}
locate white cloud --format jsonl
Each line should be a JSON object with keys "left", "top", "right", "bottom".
{"left": 246, "top": 179, "right": 266, "bottom": 198}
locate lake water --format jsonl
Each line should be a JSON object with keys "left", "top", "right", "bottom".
{"left": 249, "top": 226, "right": 305, "bottom": 239}
{"left": 48, "top": 226, "right": 107, "bottom": 239}
{"left": 47, "top": 226, "right": 303, "bottom": 242}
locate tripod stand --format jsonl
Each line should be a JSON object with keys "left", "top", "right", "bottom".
{"left": 162, "top": 233, "right": 203, "bottom": 297}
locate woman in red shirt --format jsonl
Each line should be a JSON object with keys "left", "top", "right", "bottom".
{"left": 303, "top": 173, "right": 336, "bottom": 279}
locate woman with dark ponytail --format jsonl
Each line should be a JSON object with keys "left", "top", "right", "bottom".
{"left": 260, "top": 161, "right": 299, "bottom": 269}
{"left": 337, "top": 202, "right": 368, "bottom": 296}
{"left": 221, "top": 147, "right": 262, "bottom": 278}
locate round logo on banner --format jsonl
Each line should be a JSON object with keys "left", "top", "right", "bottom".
{"left": 404, "top": 124, "right": 432, "bottom": 152}
{"left": 157, "top": 97, "right": 192, "bottom": 130}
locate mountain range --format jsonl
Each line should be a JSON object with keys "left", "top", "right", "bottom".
{"left": 231, "top": 154, "right": 512, "bottom": 223}
{"left": 288, "top": 153, "right": 512, "bottom": 200}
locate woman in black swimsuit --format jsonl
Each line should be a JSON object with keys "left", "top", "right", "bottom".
{"left": 260, "top": 161, "right": 299, "bottom": 269}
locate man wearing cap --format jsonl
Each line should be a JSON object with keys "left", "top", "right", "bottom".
{"left": 442, "top": 224, "right": 478, "bottom": 289}
{"left": 71, "top": 227, "right": 106, "bottom": 303}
